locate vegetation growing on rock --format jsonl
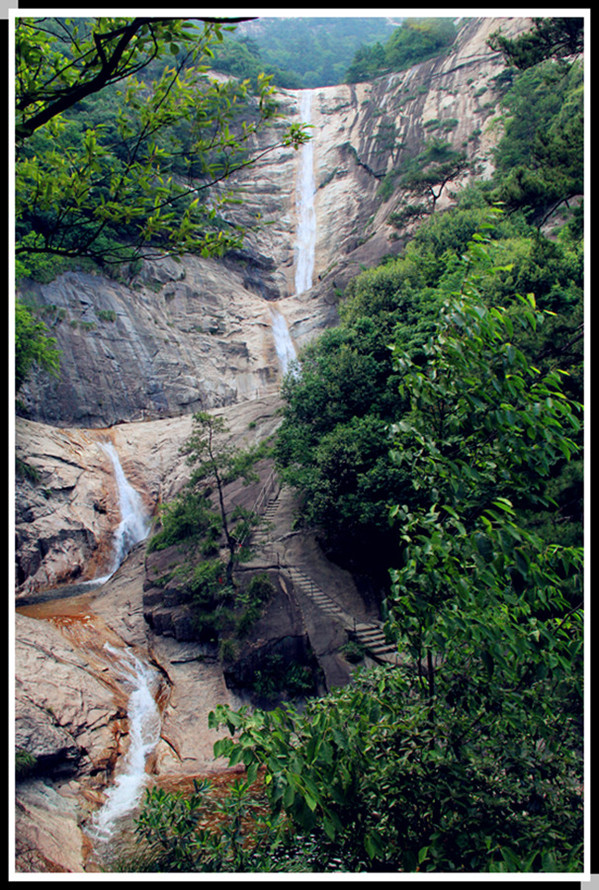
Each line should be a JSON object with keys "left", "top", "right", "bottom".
{"left": 14, "top": 14, "right": 585, "bottom": 876}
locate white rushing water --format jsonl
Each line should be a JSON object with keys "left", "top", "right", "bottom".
{"left": 97, "top": 441, "right": 151, "bottom": 580}
{"left": 294, "top": 90, "right": 316, "bottom": 295}
{"left": 268, "top": 89, "right": 317, "bottom": 379}
{"left": 270, "top": 306, "right": 298, "bottom": 377}
{"left": 88, "top": 644, "right": 162, "bottom": 843}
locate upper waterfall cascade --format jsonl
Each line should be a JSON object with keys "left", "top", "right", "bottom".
{"left": 270, "top": 89, "right": 317, "bottom": 377}
{"left": 294, "top": 90, "right": 317, "bottom": 295}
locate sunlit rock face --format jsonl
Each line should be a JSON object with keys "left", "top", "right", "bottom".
{"left": 17, "top": 17, "right": 530, "bottom": 429}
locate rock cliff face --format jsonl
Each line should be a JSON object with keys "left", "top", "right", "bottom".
{"left": 17, "top": 17, "right": 529, "bottom": 429}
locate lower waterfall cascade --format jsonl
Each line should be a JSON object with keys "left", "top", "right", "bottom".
{"left": 87, "top": 644, "right": 162, "bottom": 846}
{"left": 97, "top": 441, "right": 152, "bottom": 581}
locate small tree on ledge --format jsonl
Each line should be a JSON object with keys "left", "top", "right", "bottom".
{"left": 181, "top": 411, "right": 261, "bottom": 586}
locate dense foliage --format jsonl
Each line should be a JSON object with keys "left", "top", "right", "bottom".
{"left": 218, "top": 17, "right": 398, "bottom": 89}
{"left": 14, "top": 17, "right": 310, "bottom": 277}
{"left": 488, "top": 17, "right": 584, "bottom": 71}
{"left": 14, "top": 298, "right": 60, "bottom": 393}
{"left": 492, "top": 59, "right": 583, "bottom": 227}
{"left": 345, "top": 17, "right": 457, "bottom": 83}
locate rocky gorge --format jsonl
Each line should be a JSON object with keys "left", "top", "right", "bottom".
{"left": 13, "top": 16, "right": 533, "bottom": 873}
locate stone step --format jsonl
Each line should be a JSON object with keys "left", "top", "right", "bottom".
{"left": 287, "top": 569, "right": 350, "bottom": 617}
{"left": 356, "top": 636, "right": 393, "bottom": 652}
{"left": 353, "top": 625, "right": 384, "bottom": 638}
{"left": 284, "top": 566, "right": 401, "bottom": 663}
{"left": 364, "top": 641, "right": 397, "bottom": 656}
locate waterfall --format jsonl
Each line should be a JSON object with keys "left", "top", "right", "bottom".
{"left": 294, "top": 90, "right": 316, "bottom": 295}
{"left": 98, "top": 441, "right": 151, "bottom": 579}
{"left": 270, "top": 306, "right": 298, "bottom": 377}
{"left": 268, "top": 89, "right": 316, "bottom": 380}
{"left": 88, "top": 644, "right": 161, "bottom": 843}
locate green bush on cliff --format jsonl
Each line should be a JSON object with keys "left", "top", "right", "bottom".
{"left": 209, "top": 238, "right": 583, "bottom": 872}
{"left": 187, "top": 564, "right": 274, "bottom": 646}
{"left": 15, "top": 748, "right": 38, "bottom": 781}
{"left": 14, "top": 299, "right": 60, "bottom": 393}
{"left": 147, "top": 490, "right": 222, "bottom": 554}
{"left": 345, "top": 18, "right": 457, "bottom": 83}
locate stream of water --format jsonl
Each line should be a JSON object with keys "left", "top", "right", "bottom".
{"left": 269, "top": 90, "right": 317, "bottom": 378}
{"left": 86, "top": 443, "right": 160, "bottom": 848}
{"left": 95, "top": 441, "right": 151, "bottom": 582}
{"left": 270, "top": 306, "right": 298, "bottom": 377}
{"left": 294, "top": 90, "right": 316, "bottom": 295}
{"left": 87, "top": 644, "right": 162, "bottom": 847}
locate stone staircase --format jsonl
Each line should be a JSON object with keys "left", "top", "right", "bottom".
{"left": 247, "top": 477, "right": 400, "bottom": 666}
{"left": 349, "top": 621, "right": 401, "bottom": 665}
{"left": 286, "top": 566, "right": 400, "bottom": 666}
{"left": 250, "top": 493, "right": 281, "bottom": 550}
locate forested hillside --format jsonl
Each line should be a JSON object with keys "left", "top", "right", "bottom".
{"left": 211, "top": 17, "right": 399, "bottom": 88}
{"left": 13, "top": 14, "right": 585, "bottom": 876}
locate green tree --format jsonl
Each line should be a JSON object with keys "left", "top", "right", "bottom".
{"left": 208, "top": 225, "right": 584, "bottom": 873}
{"left": 134, "top": 777, "right": 285, "bottom": 872}
{"left": 15, "top": 16, "right": 310, "bottom": 271}
{"left": 14, "top": 298, "right": 60, "bottom": 392}
{"left": 181, "top": 411, "right": 261, "bottom": 585}
{"left": 399, "top": 138, "right": 471, "bottom": 213}
{"left": 491, "top": 59, "right": 583, "bottom": 225}
{"left": 346, "top": 17, "right": 457, "bottom": 82}
{"left": 488, "top": 17, "right": 584, "bottom": 71}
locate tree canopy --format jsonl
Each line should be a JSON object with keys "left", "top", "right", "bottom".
{"left": 13, "top": 15, "right": 310, "bottom": 392}
{"left": 345, "top": 17, "right": 457, "bottom": 83}
{"left": 488, "top": 17, "right": 584, "bottom": 70}
{"left": 15, "top": 16, "right": 309, "bottom": 275}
